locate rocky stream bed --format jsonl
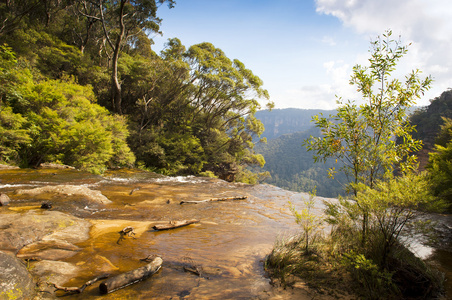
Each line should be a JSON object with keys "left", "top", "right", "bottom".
{"left": 0, "top": 167, "right": 450, "bottom": 299}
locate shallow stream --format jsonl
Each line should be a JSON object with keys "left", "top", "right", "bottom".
{"left": 0, "top": 168, "right": 450, "bottom": 299}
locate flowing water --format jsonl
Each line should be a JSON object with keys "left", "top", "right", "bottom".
{"left": 0, "top": 168, "right": 450, "bottom": 299}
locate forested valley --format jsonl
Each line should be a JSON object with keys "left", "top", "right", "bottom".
{"left": 0, "top": 0, "right": 273, "bottom": 182}
{"left": 255, "top": 91, "right": 452, "bottom": 199}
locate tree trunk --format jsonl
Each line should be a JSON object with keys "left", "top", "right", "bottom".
{"left": 110, "top": 0, "right": 126, "bottom": 114}
{"left": 99, "top": 256, "right": 162, "bottom": 294}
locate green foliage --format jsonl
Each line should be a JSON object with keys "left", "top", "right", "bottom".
{"left": 289, "top": 188, "right": 323, "bottom": 253}
{"left": 19, "top": 79, "right": 135, "bottom": 173}
{"left": 342, "top": 251, "right": 397, "bottom": 299}
{"left": 305, "top": 30, "right": 431, "bottom": 246}
{"left": 427, "top": 118, "right": 452, "bottom": 210}
{"left": 266, "top": 32, "right": 443, "bottom": 299}
{"left": 0, "top": 106, "right": 30, "bottom": 164}
{"left": 256, "top": 127, "right": 346, "bottom": 197}
{"left": 409, "top": 90, "right": 452, "bottom": 150}
{"left": 0, "top": 45, "right": 134, "bottom": 172}
{"left": 305, "top": 30, "right": 431, "bottom": 195}
{"left": 125, "top": 38, "right": 273, "bottom": 180}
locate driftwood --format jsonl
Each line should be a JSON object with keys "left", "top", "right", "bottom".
{"left": 48, "top": 274, "right": 109, "bottom": 294}
{"left": 152, "top": 219, "right": 199, "bottom": 231}
{"left": 99, "top": 256, "right": 162, "bottom": 294}
{"left": 180, "top": 196, "right": 247, "bottom": 205}
{"left": 117, "top": 226, "right": 136, "bottom": 244}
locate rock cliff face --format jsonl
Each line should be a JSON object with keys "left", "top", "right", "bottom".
{"left": 255, "top": 108, "right": 334, "bottom": 140}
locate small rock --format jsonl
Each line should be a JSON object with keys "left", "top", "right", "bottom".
{"left": 41, "top": 202, "right": 52, "bottom": 209}
{"left": 0, "top": 194, "right": 10, "bottom": 206}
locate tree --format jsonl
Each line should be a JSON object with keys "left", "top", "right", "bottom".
{"left": 76, "top": 0, "right": 175, "bottom": 114}
{"left": 127, "top": 38, "right": 273, "bottom": 180}
{"left": 304, "top": 30, "right": 432, "bottom": 243}
{"left": 427, "top": 117, "right": 452, "bottom": 210}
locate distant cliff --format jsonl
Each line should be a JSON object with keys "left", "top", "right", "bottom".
{"left": 255, "top": 108, "right": 334, "bottom": 140}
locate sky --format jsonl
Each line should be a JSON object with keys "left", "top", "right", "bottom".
{"left": 152, "top": 0, "right": 452, "bottom": 110}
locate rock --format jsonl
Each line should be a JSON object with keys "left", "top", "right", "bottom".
{"left": 0, "top": 251, "right": 36, "bottom": 300}
{"left": 0, "top": 193, "right": 10, "bottom": 206}
{"left": 17, "top": 239, "right": 81, "bottom": 260}
{"left": 39, "top": 162, "right": 75, "bottom": 169}
{"left": 0, "top": 210, "right": 91, "bottom": 252}
{"left": 41, "top": 202, "right": 52, "bottom": 209}
{"left": 31, "top": 260, "right": 80, "bottom": 286}
{"left": 16, "top": 184, "right": 112, "bottom": 204}
{"left": 0, "top": 164, "right": 19, "bottom": 169}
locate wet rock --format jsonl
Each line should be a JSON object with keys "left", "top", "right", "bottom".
{"left": 0, "top": 164, "right": 19, "bottom": 169}
{"left": 31, "top": 260, "right": 80, "bottom": 286}
{"left": 0, "top": 210, "right": 91, "bottom": 252}
{"left": 16, "top": 184, "right": 112, "bottom": 204}
{"left": 0, "top": 193, "right": 9, "bottom": 206}
{"left": 0, "top": 250, "right": 36, "bottom": 300}
{"left": 17, "top": 239, "right": 81, "bottom": 260}
{"left": 39, "top": 162, "right": 75, "bottom": 169}
{"left": 41, "top": 202, "right": 52, "bottom": 209}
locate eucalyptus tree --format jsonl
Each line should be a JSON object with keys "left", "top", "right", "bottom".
{"left": 128, "top": 38, "right": 273, "bottom": 180}
{"left": 305, "top": 30, "right": 432, "bottom": 243}
{"left": 75, "top": 0, "right": 175, "bottom": 114}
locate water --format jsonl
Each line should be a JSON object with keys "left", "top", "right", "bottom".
{"left": 0, "top": 168, "right": 450, "bottom": 299}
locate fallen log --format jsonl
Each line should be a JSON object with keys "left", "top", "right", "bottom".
{"left": 48, "top": 274, "right": 110, "bottom": 294}
{"left": 180, "top": 196, "right": 247, "bottom": 205}
{"left": 152, "top": 219, "right": 199, "bottom": 231}
{"left": 99, "top": 256, "right": 162, "bottom": 294}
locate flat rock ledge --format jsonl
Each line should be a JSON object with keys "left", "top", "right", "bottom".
{"left": 0, "top": 164, "right": 19, "bottom": 169}
{"left": 16, "top": 184, "right": 112, "bottom": 205}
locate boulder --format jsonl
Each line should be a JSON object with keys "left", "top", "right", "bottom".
{"left": 0, "top": 193, "right": 10, "bottom": 206}
{"left": 16, "top": 184, "right": 112, "bottom": 204}
{"left": 0, "top": 210, "right": 91, "bottom": 252}
{"left": 0, "top": 251, "right": 36, "bottom": 300}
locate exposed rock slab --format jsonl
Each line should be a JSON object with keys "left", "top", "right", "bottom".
{"left": 32, "top": 260, "right": 80, "bottom": 286}
{"left": 17, "top": 239, "right": 81, "bottom": 260}
{"left": 16, "top": 184, "right": 112, "bottom": 204}
{"left": 0, "top": 210, "right": 90, "bottom": 252}
{"left": 0, "top": 251, "right": 36, "bottom": 300}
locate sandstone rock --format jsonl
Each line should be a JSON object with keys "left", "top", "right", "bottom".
{"left": 0, "top": 251, "right": 36, "bottom": 300}
{"left": 17, "top": 239, "right": 81, "bottom": 261}
{"left": 31, "top": 260, "right": 80, "bottom": 286}
{"left": 0, "top": 193, "right": 9, "bottom": 206}
{"left": 16, "top": 184, "right": 112, "bottom": 204}
{"left": 39, "top": 162, "right": 75, "bottom": 169}
{"left": 0, "top": 210, "right": 91, "bottom": 252}
{"left": 0, "top": 164, "right": 19, "bottom": 169}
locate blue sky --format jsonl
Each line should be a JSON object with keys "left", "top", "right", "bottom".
{"left": 153, "top": 0, "right": 452, "bottom": 110}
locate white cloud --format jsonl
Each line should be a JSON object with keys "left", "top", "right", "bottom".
{"left": 315, "top": 0, "right": 452, "bottom": 106}
{"left": 321, "top": 36, "right": 337, "bottom": 46}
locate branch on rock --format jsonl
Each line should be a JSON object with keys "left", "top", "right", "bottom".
{"left": 152, "top": 219, "right": 199, "bottom": 231}
{"left": 117, "top": 226, "right": 136, "bottom": 244}
{"left": 48, "top": 274, "right": 109, "bottom": 295}
{"left": 99, "top": 256, "right": 162, "bottom": 294}
{"left": 180, "top": 196, "right": 247, "bottom": 205}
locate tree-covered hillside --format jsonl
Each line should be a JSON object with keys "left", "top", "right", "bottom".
{"left": 256, "top": 126, "right": 347, "bottom": 198}
{"left": 409, "top": 90, "right": 452, "bottom": 169}
{"left": 0, "top": 1, "right": 272, "bottom": 181}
